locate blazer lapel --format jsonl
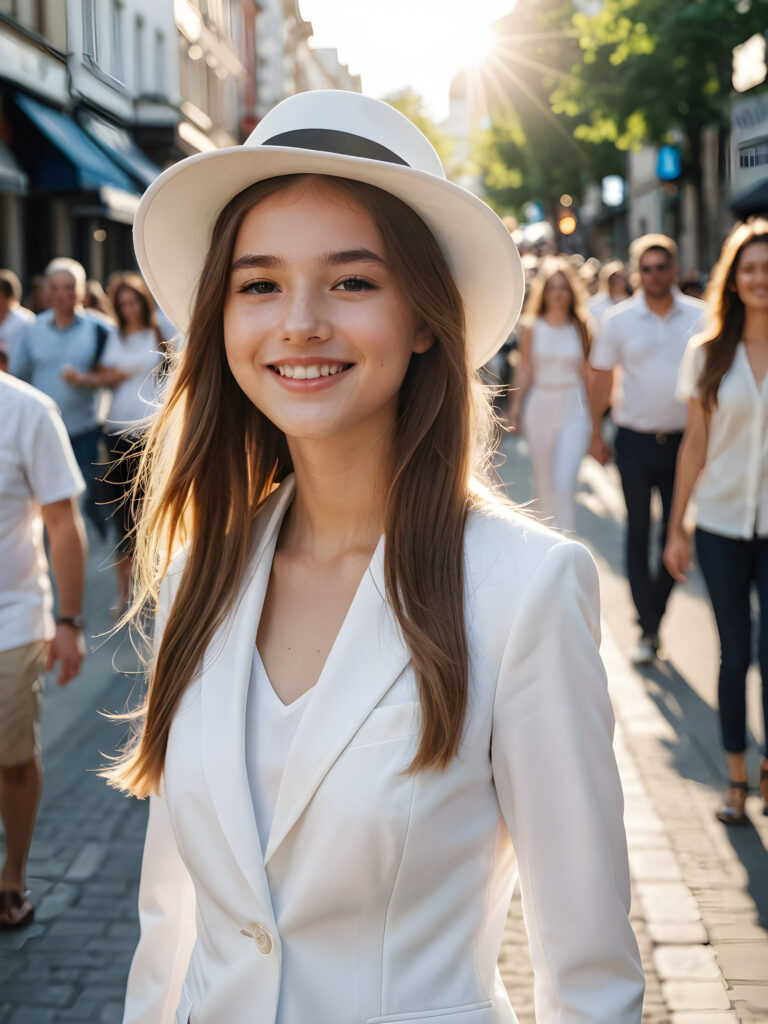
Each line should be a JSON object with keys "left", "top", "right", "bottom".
{"left": 200, "top": 478, "right": 295, "bottom": 907}
{"left": 264, "top": 537, "right": 412, "bottom": 865}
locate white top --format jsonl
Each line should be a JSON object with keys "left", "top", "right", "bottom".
{"left": 100, "top": 327, "right": 166, "bottom": 433}
{"left": 0, "top": 373, "right": 84, "bottom": 653}
{"left": 529, "top": 318, "right": 585, "bottom": 390}
{"left": 591, "top": 289, "right": 705, "bottom": 432}
{"left": 587, "top": 293, "right": 619, "bottom": 325}
{"left": 677, "top": 338, "right": 768, "bottom": 539}
{"left": 246, "top": 647, "right": 313, "bottom": 855}
{"left": 0, "top": 305, "right": 34, "bottom": 358}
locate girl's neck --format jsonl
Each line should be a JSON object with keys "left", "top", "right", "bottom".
{"left": 281, "top": 430, "right": 392, "bottom": 559}
{"left": 122, "top": 321, "right": 146, "bottom": 336}
{"left": 542, "top": 310, "right": 570, "bottom": 327}
{"left": 742, "top": 308, "right": 768, "bottom": 345}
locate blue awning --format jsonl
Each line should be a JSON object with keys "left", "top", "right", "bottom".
{"left": 13, "top": 93, "right": 137, "bottom": 193}
{"left": 79, "top": 112, "right": 161, "bottom": 189}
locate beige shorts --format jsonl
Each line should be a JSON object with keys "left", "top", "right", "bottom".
{"left": 0, "top": 641, "right": 48, "bottom": 767}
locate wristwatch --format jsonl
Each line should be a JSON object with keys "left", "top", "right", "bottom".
{"left": 57, "top": 615, "right": 86, "bottom": 630}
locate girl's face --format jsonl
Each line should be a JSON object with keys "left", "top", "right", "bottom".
{"left": 223, "top": 178, "right": 431, "bottom": 446}
{"left": 733, "top": 241, "right": 768, "bottom": 313}
{"left": 116, "top": 287, "right": 144, "bottom": 327}
{"left": 543, "top": 272, "right": 572, "bottom": 313}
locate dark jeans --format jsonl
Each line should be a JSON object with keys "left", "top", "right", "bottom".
{"left": 69, "top": 425, "right": 109, "bottom": 533}
{"left": 614, "top": 426, "right": 682, "bottom": 636}
{"left": 104, "top": 431, "right": 145, "bottom": 555}
{"left": 695, "top": 528, "right": 768, "bottom": 758}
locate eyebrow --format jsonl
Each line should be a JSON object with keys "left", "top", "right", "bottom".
{"left": 230, "top": 248, "right": 387, "bottom": 272}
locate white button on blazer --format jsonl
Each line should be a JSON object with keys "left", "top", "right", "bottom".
{"left": 122, "top": 476, "right": 644, "bottom": 1024}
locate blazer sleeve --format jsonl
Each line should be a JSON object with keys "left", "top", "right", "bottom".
{"left": 491, "top": 540, "right": 644, "bottom": 1024}
{"left": 123, "top": 569, "right": 197, "bottom": 1024}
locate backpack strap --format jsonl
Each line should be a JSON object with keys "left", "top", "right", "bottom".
{"left": 91, "top": 322, "right": 109, "bottom": 371}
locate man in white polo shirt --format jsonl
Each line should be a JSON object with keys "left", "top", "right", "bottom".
{"left": 0, "top": 371, "right": 87, "bottom": 929}
{"left": 589, "top": 234, "right": 705, "bottom": 664}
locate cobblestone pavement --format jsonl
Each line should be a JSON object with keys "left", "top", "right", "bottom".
{"left": 1, "top": 438, "right": 767, "bottom": 1022}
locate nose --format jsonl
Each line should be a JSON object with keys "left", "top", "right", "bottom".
{"left": 280, "top": 285, "right": 331, "bottom": 345}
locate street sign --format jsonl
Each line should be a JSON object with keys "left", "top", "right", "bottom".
{"left": 657, "top": 145, "right": 682, "bottom": 181}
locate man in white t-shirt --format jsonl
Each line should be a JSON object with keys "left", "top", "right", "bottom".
{"left": 0, "top": 372, "right": 87, "bottom": 929}
{"left": 0, "top": 270, "right": 34, "bottom": 373}
{"left": 588, "top": 234, "right": 705, "bottom": 665}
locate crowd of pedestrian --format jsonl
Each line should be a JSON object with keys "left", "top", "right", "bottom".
{"left": 505, "top": 226, "right": 768, "bottom": 828}
{"left": 0, "top": 256, "right": 175, "bottom": 928}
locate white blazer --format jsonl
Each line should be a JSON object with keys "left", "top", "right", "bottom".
{"left": 122, "top": 477, "right": 644, "bottom": 1024}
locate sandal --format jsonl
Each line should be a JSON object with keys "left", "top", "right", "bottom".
{"left": 0, "top": 889, "right": 34, "bottom": 929}
{"left": 760, "top": 764, "right": 768, "bottom": 817}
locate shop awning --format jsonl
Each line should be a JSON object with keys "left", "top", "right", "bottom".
{"left": 13, "top": 93, "right": 137, "bottom": 193}
{"left": 730, "top": 176, "right": 768, "bottom": 219}
{"left": 79, "top": 112, "right": 161, "bottom": 189}
{"left": 0, "top": 140, "right": 27, "bottom": 194}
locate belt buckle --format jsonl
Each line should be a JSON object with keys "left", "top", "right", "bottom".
{"left": 655, "top": 432, "right": 667, "bottom": 445}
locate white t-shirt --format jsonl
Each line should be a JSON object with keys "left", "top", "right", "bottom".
{"left": 677, "top": 338, "right": 768, "bottom": 539}
{"left": 100, "top": 327, "right": 166, "bottom": 433}
{"left": 591, "top": 289, "right": 705, "bottom": 432}
{"left": 0, "top": 373, "right": 85, "bottom": 653}
{"left": 246, "top": 647, "right": 313, "bottom": 855}
{"left": 0, "top": 305, "right": 35, "bottom": 359}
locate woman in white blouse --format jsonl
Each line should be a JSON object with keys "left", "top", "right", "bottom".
{"left": 664, "top": 219, "right": 768, "bottom": 824}
{"left": 508, "top": 257, "right": 593, "bottom": 531}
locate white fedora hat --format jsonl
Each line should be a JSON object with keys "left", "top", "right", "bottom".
{"left": 134, "top": 90, "right": 524, "bottom": 369}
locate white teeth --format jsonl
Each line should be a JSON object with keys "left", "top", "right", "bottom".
{"left": 275, "top": 363, "right": 346, "bottom": 379}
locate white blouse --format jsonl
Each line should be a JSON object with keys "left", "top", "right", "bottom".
{"left": 245, "top": 648, "right": 313, "bottom": 855}
{"left": 677, "top": 338, "right": 768, "bottom": 539}
{"left": 530, "top": 319, "right": 586, "bottom": 390}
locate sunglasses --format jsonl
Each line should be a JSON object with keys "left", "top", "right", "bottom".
{"left": 639, "top": 263, "right": 672, "bottom": 274}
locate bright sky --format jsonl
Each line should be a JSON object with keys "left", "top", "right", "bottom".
{"left": 298, "top": 0, "right": 517, "bottom": 121}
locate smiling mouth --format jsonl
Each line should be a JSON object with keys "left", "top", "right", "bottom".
{"left": 270, "top": 362, "right": 353, "bottom": 380}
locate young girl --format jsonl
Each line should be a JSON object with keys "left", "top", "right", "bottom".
{"left": 665, "top": 219, "right": 768, "bottom": 825}
{"left": 508, "top": 257, "right": 593, "bottom": 532}
{"left": 113, "top": 91, "right": 643, "bottom": 1024}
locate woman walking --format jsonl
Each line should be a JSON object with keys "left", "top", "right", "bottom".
{"left": 508, "top": 257, "right": 593, "bottom": 531}
{"left": 665, "top": 218, "right": 768, "bottom": 824}
{"left": 112, "top": 91, "right": 643, "bottom": 1024}
{"left": 64, "top": 273, "right": 170, "bottom": 612}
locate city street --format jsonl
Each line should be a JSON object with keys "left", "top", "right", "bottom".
{"left": 1, "top": 434, "right": 767, "bottom": 1023}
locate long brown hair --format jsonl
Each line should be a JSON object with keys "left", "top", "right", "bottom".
{"left": 105, "top": 174, "right": 497, "bottom": 797}
{"left": 523, "top": 255, "right": 592, "bottom": 358}
{"left": 111, "top": 272, "right": 167, "bottom": 352}
{"left": 696, "top": 218, "right": 768, "bottom": 411}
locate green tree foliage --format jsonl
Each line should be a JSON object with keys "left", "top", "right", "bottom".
{"left": 552, "top": 0, "right": 768, "bottom": 152}
{"left": 474, "top": 0, "right": 621, "bottom": 218}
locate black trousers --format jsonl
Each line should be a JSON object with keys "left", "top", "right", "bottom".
{"left": 614, "top": 426, "right": 683, "bottom": 636}
{"left": 696, "top": 528, "right": 768, "bottom": 757}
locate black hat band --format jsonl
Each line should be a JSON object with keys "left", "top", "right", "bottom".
{"left": 262, "top": 129, "right": 409, "bottom": 167}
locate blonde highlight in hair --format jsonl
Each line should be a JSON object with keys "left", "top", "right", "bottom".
{"left": 523, "top": 255, "right": 592, "bottom": 358}
{"left": 104, "top": 174, "right": 497, "bottom": 797}
{"left": 695, "top": 218, "right": 768, "bottom": 411}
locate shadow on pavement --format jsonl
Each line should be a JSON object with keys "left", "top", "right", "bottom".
{"left": 724, "top": 823, "right": 768, "bottom": 930}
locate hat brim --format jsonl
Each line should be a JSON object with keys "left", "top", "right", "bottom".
{"left": 134, "top": 146, "right": 524, "bottom": 369}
